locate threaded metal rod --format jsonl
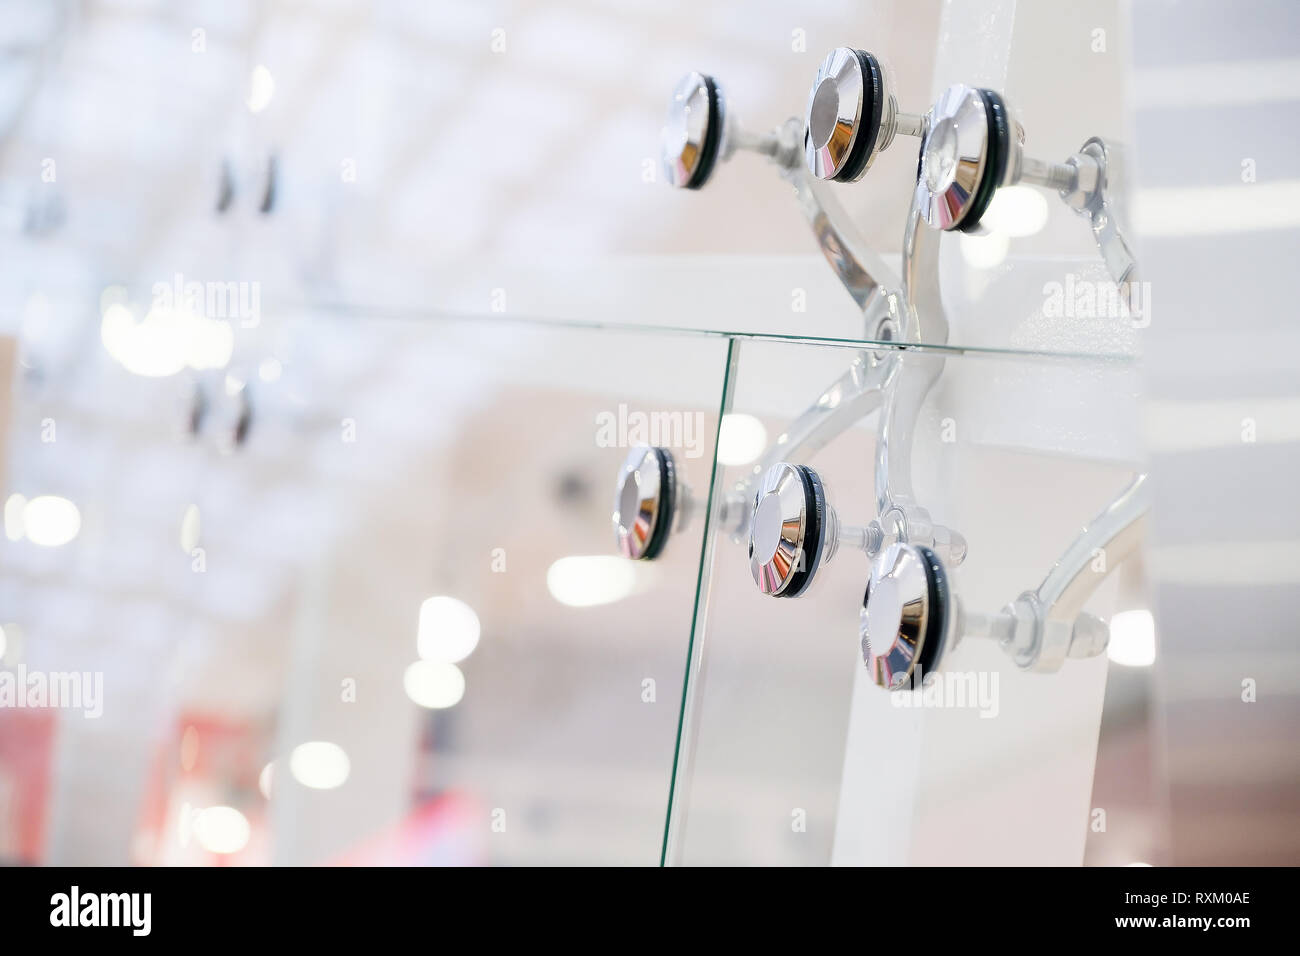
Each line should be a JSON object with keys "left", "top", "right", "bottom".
{"left": 895, "top": 112, "right": 925, "bottom": 139}
{"left": 1019, "top": 155, "right": 1077, "bottom": 192}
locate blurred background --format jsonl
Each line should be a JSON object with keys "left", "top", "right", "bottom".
{"left": 0, "top": 0, "right": 1296, "bottom": 866}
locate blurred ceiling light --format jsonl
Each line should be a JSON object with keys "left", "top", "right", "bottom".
{"left": 101, "top": 306, "right": 184, "bottom": 377}
{"left": 247, "top": 64, "right": 275, "bottom": 113}
{"left": 717, "top": 413, "right": 768, "bottom": 466}
{"left": 982, "top": 185, "right": 1050, "bottom": 237}
{"left": 1126, "top": 861, "right": 1154, "bottom": 867}
{"left": 403, "top": 660, "right": 466, "bottom": 709}
{"left": 188, "top": 316, "right": 234, "bottom": 371}
{"left": 0, "top": 625, "right": 6, "bottom": 660}
{"left": 22, "top": 495, "right": 80, "bottom": 547}
{"left": 959, "top": 231, "right": 1010, "bottom": 269}
{"left": 193, "top": 806, "right": 251, "bottom": 855}
{"left": 1108, "top": 609, "right": 1156, "bottom": 667}
{"left": 180, "top": 504, "right": 201, "bottom": 553}
{"left": 258, "top": 762, "right": 274, "bottom": 800}
{"left": 417, "top": 595, "right": 480, "bottom": 663}
{"left": 4, "top": 494, "right": 26, "bottom": 541}
{"left": 546, "top": 555, "right": 636, "bottom": 607}
{"left": 259, "top": 357, "right": 282, "bottom": 382}
{"left": 99, "top": 303, "right": 169, "bottom": 374}
{"left": 101, "top": 304, "right": 232, "bottom": 377}
{"left": 289, "top": 741, "right": 350, "bottom": 790}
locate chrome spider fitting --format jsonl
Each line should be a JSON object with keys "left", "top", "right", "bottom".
{"left": 625, "top": 60, "right": 957, "bottom": 576}
{"left": 793, "top": 63, "right": 1151, "bottom": 686}
{"left": 624, "top": 57, "right": 1153, "bottom": 697}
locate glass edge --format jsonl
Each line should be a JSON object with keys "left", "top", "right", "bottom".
{"left": 297, "top": 301, "right": 1141, "bottom": 366}
{"left": 660, "top": 337, "right": 739, "bottom": 867}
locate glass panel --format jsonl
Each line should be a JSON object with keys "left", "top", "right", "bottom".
{"left": 0, "top": 315, "right": 726, "bottom": 866}
{"left": 667, "top": 337, "right": 1141, "bottom": 865}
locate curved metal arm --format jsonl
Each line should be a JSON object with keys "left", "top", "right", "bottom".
{"left": 868, "top": 187, "right": 962, "bottom": 563}
{"left": 756, "top": 354, "right": 885, "bottom": 472}
{"left": 717, "top": 118, "right": 957, "bottom": 556}
{"left": 877, "top": 188, "right": 950, "bottom": 521}
{"left": 757, "top": 118, "right": 902, "bottom": 332}
{"left": 900, "top": 181, "right": 947, "bottom": 345}
{"left": 792, "top": 173, "right": 898, "bottom": 330}
{"left": 1003, "top": 473, "right": 1150, "bottom": 672}
{"left": 724, "top": 164, "right": 957, "bottom": 556}
{"left": 1036, "top": 472, "right": 1149, "bottom": 621}
{"left": 720, "top": 351, "right": 889, "bottom": 539}
{"left": 1025, "top": 136, "right": 1138, "bottom": 292}
{"left": 1072, "top": 137, "right": 1139, "bottom": 292}
{"left": 715, "top": 114, "right": 917, "bottom": 534}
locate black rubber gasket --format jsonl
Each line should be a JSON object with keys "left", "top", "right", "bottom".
{"left": 956, "top": 88, "right": 1009, "bottom": 233}
{"left": 912, "top": 545, "right": 950, "bottom": 683}
{"left": 641, "top": 449, "right": 675, "bottom": 560}
{"left": 834, "top": 49, "right": 883, "bottom": 183}
{"left": 780, "top": 465, "right": 825, "bottom": 598}
{"left": 686, "top": 75, "right": 723, "bottom": 190}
